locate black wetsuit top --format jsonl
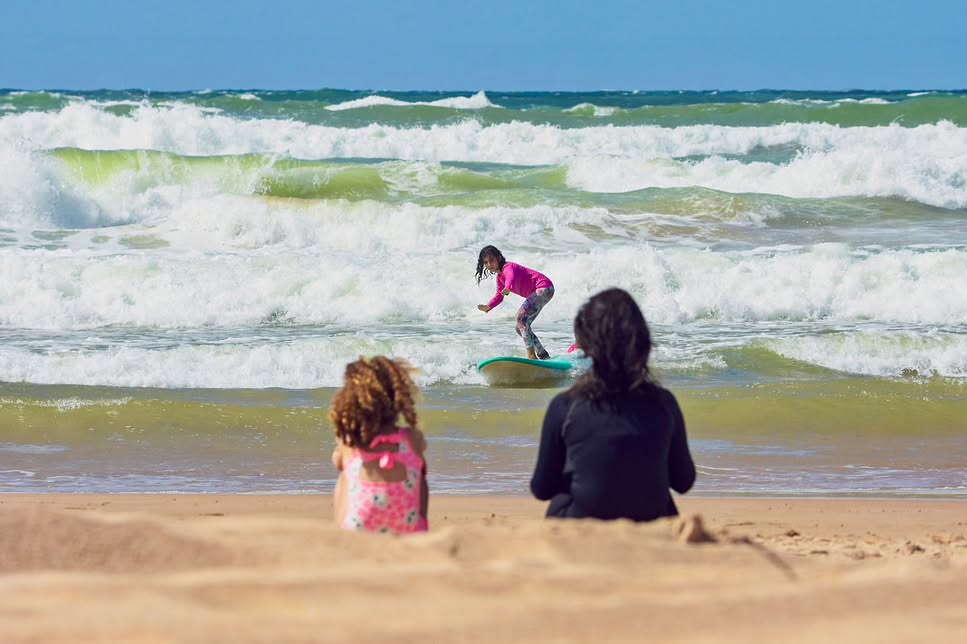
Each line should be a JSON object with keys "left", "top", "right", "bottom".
{"left": 530, "top": 388, "right": 696, "bottom": 521}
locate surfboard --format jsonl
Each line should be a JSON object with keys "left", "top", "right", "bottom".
{"left": 477, "top": 356, "right": 574, "bottom": 387}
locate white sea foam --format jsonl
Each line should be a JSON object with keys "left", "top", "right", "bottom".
{"left": 3, "top": 103, "right": 965, "bottom": 207}
{"left": 0, "top": 144, "right": 137, "bottom": 228}
{"left": 0, "top": 396, "right": 132, "bottom": 411}
{"left": 0, "top": 234, "right": 964, "bottom": 331}
{"left": 326, "top": 90, "right": 496, "bottom": 111}
{"left": 771, "top": 98, "right": 895, "bottom": 106}
{"left": 768, "top": 332, "right": 967, "bottom": 378}
{"left": 565, "top": 123, "right": 967, "bottom": 208}
{"left": 839, "top": 98, "right": 893, "bottom": 105}
{"left": 3, "top": 224, "right": 963, "bottom": 387}
{"left": 0, "top": 335, "right": 489, "bottom": 388}
{"left": 564, "top": 102, "right": 618, "bottom": 117}
{"left": 771, "top": 98, "right": 835, "bottom": 106}
{"left": 1, "top": 322, "right": 963, "bottom": 388}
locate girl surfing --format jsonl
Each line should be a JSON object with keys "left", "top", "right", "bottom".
{"left": 475, "top": 245, "right": 555, "bottom": 360}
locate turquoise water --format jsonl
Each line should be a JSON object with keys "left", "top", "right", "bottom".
{"left": 0, "top": 88, "right": 965, "bottom": 496}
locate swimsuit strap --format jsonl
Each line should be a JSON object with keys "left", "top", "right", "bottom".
{"left": 358, "top": 450, "right": 401, "bottom": 470}
{"left": 369, "top": 433, "right": 403, "bottom": 448}
{"left": 360, "top": 429, "right": 408, "bottom": 470}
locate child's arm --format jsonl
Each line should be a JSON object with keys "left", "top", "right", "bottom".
{"left": 498, "top": 264, "right": 515, "bottom": 298}
{"left": 420, "top": 469, "right": 429, "bottom": 521}
{"left": 480, "top": 269, "right": 509, "bottom": 311}
{"left": 409, "top": 428, "right": 427, "bottom": 458}
{"left": 332, "top": 445, "right": 348, "bottom": 526}
{"left": 411, "top": 429, "right": 430, "bottom": 520}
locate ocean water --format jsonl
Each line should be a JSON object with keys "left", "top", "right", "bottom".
{"left": 1, "top": 88, "right": 965, "bottom": 497}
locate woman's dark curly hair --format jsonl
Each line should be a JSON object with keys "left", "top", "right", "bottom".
{"left": 329, "top": 356, "right": 420, "bottom": 448}
{"left": 475, "top": 245, "right": 506, "bottom": 284}
{"left": 569, "top": 288, "right": 660, "bottom": 402}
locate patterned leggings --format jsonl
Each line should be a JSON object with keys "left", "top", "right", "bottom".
{"left": 516, "top": 287, "right": 554, "bottom": 357}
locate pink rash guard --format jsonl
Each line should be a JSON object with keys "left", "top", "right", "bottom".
{"left": 487, "top": 262, "right": 554, "bottom": 309}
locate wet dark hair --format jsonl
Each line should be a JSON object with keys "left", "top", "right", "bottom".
{"left": 475, "top": 245, "right": 506, "bottom": 284}
{"left": 569, "top": 288, "right": 659, "bottom": 402}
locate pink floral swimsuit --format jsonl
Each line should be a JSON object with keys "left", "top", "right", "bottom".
{"left": 342, "top": 427, "right": 428, "bottom": 534}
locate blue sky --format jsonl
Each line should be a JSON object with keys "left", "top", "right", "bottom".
{"left": 1, "top": 0, "right": 963, "bottom": 91}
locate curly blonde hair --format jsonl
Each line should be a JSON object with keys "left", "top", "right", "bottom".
{"left": 329, "top": 356, "right": 420, "bottom": 448}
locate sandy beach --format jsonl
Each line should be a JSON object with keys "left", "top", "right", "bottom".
{"left": 1, "top": 494, "right": 964, "bottom": 643}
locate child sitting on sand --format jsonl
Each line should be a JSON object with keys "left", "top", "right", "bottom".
{"left": 530, "top": 288, "right": 696, "bottom": 521}
{"left": 330, "top": 356, "right": 429, "bottom": 533}
{"left": 475, "top": 245, "right": 555, "bottom": 360}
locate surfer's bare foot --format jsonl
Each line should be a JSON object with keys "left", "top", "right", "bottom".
{"left": 526, "top": 348, "right": 538, "bottom": 360}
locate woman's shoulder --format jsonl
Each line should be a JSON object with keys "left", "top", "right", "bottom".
{"left": 549, "top": 390, "right": 576, "bottom": 408}
{"left": 657, "top": 385, "right": 681, "bottom": 405}
{"left": 543, "top": 391, "right": 575, "bottom": 419}
{"left": 639, "top": 384, "right": 678, "bottom": 403}
{"left": 637, "top": 386, "right": 684, "bottom": 418}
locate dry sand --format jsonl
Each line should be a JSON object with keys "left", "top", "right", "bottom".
{"left": 1, "top": 494, "right": 965, "bottom": 643}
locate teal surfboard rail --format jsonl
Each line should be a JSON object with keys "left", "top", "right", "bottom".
{"left": 477, "top": 356, "right": 573, "bottom": 372}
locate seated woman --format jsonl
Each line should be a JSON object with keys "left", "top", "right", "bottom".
{"left": 530, "top": 288, "right": 696, "bottom": 521}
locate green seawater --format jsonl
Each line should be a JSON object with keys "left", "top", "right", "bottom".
{"left": 7, "top": 88, "right": 967, "bottom": 128}
{"left": 2, "top": 378, "right": 964, "bottom": 496}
